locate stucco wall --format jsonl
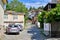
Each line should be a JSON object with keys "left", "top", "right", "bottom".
{"left": 0, "top": 0, "right": 4, "bottom": 39}
{"left": 0, "top": 0, "right": 4, "bottom": 7}
{"left": 4, "top": 14, "right": 24, "bottom": 22}
{"left": 4, "top": 14, "right": 24, "bottom": 28}
{"left": 0, "top": 0, "right": 4, "bottom": 26}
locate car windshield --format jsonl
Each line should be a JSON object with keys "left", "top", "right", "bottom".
{"left": 8, "top": 25, "right": 18, "bottom": 27}
{"left": 14, "top": 25, "right": 18, "bottom": 27}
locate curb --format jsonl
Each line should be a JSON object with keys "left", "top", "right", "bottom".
{"left": 41, "top": 31, "right": 51, "bottom": 38}
{"left": 41, "top": 31, "right": 47, "bottom": 37}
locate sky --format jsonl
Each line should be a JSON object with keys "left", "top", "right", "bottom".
{"left": 8, "top": 0, "right": 51, "bottom": 9}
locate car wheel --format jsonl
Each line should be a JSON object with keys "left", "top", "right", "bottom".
{"left": 17, "top": 32, "right": 19, "bottom": 35}
{"left": 20, "top": 30, "right": 22, "bottom": 31}
{"left": 6, "top": 32, "right": 9, "bottom": 35}
{"left": 20, "top": 29, "right": 23, "bottom": 31}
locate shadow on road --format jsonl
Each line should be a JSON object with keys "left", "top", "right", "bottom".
{"left": 27, "top": 25, "right": 47, "bottom": 40}
{"left": 4, "top": 32, "right": 19, "bottom": 35}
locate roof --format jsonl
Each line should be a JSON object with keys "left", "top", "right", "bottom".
{"left": 4, "top": 21, "right": 23, "bottom": 23}
{"left": 4, "top": 11, "right": 24, "bottom": 15}
{"left": 44, "top": 3, "right": 56, "bottom": 11}
{"left": 2, "top": 0, "right": 8, "bottom": 4}
{"left": 29, "top": 9, "right": 43, "bottom": 13}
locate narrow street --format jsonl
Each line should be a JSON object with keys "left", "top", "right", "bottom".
{"left": 3, "top": 23, "right": 47, "bottom": 40}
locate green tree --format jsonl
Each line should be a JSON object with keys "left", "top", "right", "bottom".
{"left": 6, "top": 0, "right": 28, "bottom": 13}
{"left": 38, "top": 4, "right": 60, "bottom": 23}
{"left": 6, "top": 3, "right": 11, "bottom": 10}
{"left": 33, "top": 7, "right": 36, "bottom": 10}
{"left": 29, "top": 7, "right": 33, "bottom": 11}
{"left": 38, "top": 6, "right": 44, "bottom": 9}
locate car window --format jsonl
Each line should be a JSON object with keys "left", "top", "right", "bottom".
{"left": 9, "top": 25, "right": 12, "bottom": 27}
{"left": 19, "top": 25, "right": 22, "bottom": 28}
{"left": 14, "top": 25, "right": 18, "bottom": 27}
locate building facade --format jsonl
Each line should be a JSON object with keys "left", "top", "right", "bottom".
{"left": 0, "top": 0, "right": 7, "bottom": 27}
{"left": 4, "top": 11, "right": 24, "bottom": 28}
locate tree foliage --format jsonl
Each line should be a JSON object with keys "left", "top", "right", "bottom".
{"left": 29, "top": 7, "right": 36, "bottom": 11}
{"left": 38, "top": 11, "right": 46, "bottom": 22}
{"left": 38, "top": 6, "right": 44, "bottom": 9}
{"left": 29, "top": 7, "right": 33, "bottom": 11}
{"left": 6, "top": 0, "right": 28, "bottom": 13}
{"left": 38, "top": 4, "right": 60, "bottom": 23}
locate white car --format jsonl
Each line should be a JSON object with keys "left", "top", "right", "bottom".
{"left": 6, "top": 24, "right": 20, "bottom": 34}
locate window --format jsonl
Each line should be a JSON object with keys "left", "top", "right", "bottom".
{"left": 13, "top": 15, "right": 18, "bottom": 20}
{"left": 14, "top": 25, "right": 18, "bottom": 27}
{"left": 4, "top": 15, "right": 8, "bottom": 19}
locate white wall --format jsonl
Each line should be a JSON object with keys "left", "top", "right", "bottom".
{"left": 0, "top": 0, "right": 4, "bottom": 26}
{"left": 0, "top": 0, "right": 4, "bottom": 7}
{"left": 4, "top": 14, "right": 24, "bottom": 22}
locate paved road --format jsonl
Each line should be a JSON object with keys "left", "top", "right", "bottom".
{"left": 2, "top": 24, "right": 47, "bottom": 40}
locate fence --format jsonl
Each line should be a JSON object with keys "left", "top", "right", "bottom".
{"left": 51, "top": 21, "right": 60, "bottom": 37}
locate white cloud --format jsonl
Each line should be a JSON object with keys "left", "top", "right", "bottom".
{"left": 24, "top": 2, "right": 46, "bottom": 8}
{"left": 25, "top": 2, "right": 41, "bottom": 5}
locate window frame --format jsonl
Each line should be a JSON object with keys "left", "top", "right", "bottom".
{"left": 4, "top": 14, "right": 8, "bottom": 19}
{"left": 13, "top": 15, "right": 18, "bottom": 20}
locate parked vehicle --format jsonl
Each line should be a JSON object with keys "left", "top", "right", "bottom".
{"left": 6, "top": 24, "right": 20, "bottom": 34}
{"left": 17, "top": 24, "right": 23, "bottom": 31}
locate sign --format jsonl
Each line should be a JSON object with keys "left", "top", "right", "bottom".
{"left": 37, "top": 22, "right": 40, "bottom": 28}
{"left": 44, "top": 23, "right": 50, "bottom": 31}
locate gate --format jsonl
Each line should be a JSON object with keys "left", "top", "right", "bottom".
{"left": 51, "top": 22, "right": 60, "bottom": 37}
